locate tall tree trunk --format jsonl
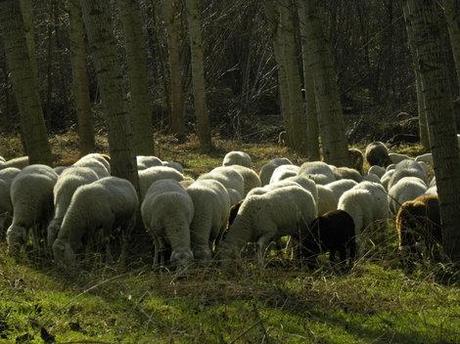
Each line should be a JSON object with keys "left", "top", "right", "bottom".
{"left": 80, "top": 0, "right": 139, "bottom": 190}
{"left": 0, "top": 0, "right": 52, "bottom": 165}
{"left": 297, "top": 0, "right": 321, "bottom": 160}
{"left": 406, "top": 0, "right": 460, "bottom": 263}
{"left": 302, "top": 0, "right": 349, "bottom": 166}
{"left": 117, "top": 0, "right": 154, "bottom": 156}
{"left": 67, "top": 0, "right": 95, "bottom": 155}
{"left": 278, "top": 0, "right": 309, "bottom": 156}
{"left": 18, "top": 0, "right": 38, "bottom": 81}
{"left": 163, "top": 0, "right": 186, "bottom": 141}
{"left": 185, "top": 0, "right": 212, "bottom": 151}
{"left": 403, "top": 2, "right": 430, "bottom": 149}
{"left": 444, "top": 0, "right": 460, "bottom": 87}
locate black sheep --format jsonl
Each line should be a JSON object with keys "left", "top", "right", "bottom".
{"left": 296, "top": 210, "right": 356, "bottom": 267}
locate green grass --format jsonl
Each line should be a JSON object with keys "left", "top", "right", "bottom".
{"left": 0, "top": 133, "right": 459, "bottom": 343}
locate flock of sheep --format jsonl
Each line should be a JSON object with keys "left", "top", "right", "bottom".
{"left": 0, "top": 141, "right": 443, "bottom": 270}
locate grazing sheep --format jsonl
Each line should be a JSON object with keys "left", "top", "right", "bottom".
{"left": 0, "top": 156, "right": 5, "bottom": 163}
{"left": 298, "top": 161, "right": 336, "bottom": 185}
{"left": 137, "top": 155, "right": 163, "bottom": 170}
{"left": 198, "top": 166, "right": 245, "bottom": 198}
{"left": 296, "top": 210, "right": 356, "bottom": 267}
{"left": 4, "top": 156, "right": 30, "bottom": 169}
{"left": 179, "top": 176, "right": 195, "bottom": 189}
{"left": 7, "top": 165, "right": 58, "bottom": 256}
{"left": 73, "top": 155, "right": 110, "bottom": 178}
{"left": 363, "top": 173, "right": 382, "bottom": 184}
{"left": 217, "top": 185, "right": 317, "bottom": 264}
{"left": 47, "top": 167, "right": 100, "bottom": 248}
{"left": 386, "top": 164, "right": 396, "bottom": 171}
{"left": 415, "top": 153, "right": 433, "bottom": 165}
{"left": 52, "top": 177, "right": 138, "bottom": 266}
{"left": 227, "top": 188, "right": 243, "bottom": 206}
{"left": 222, "top": 151, "right": 252, "bottom": 168}
{"left": 368, "top": 165, "right": 386, "bottom": 179}
{"left": 389, "top": 153, "right": 413, "bottom": 164}
{"left": 316, "top": 185, "right": 338, "bottom": 216}
{"left": 381, "top": 169, "right": 396, "bottom": 190}
{"left": 388, "top": 177, "right": 427, "bottom": 215}
{"left": 141, "top": 179, "right": 194, "bottom": 266}
{"left": 388, "top": 160, "right": 428, "bottom": 190}
{"left": 338, "top": 182, "right": 389, "bottom": 250}
{"left": 0, "top": 168, "right": 20, "bottom": 233}
{"left": 395, "top": 194, "right": 441, "bottom": 259}
{"left": 365, "top": 142, "right": 391, "bottom": 167}
{"left": 348, "top": 148, "right": 364, "bottom": 174}
{"left": 231, "top": 165, "right": 262, "bottom": 196}
{"left": 139, "top": 166, "right": 184, "bottom": 199}
{"left": 259, "top": 158, "right": 293, "bottom": 186}
{"left": 425, "top": 185, "right": 437, "bottom": 196}
{"left": 162, "top": 161, "right": 184, "bottom": 173}
{"left": 269, "top": 165, "right": 300, "bottom": 184}
{"left": 332, "top": 167, "right": 363, "bottom": 183}
{"left": 76, "top": 153, "right": 111, "bottom": 172}
{"left": 187, "top": 180, "right": 231, "bottom": 260}
{"left": 53, "top": 166, "right": 68, "bottom": 175}
{"left": 326, "top": 180, "right": 358, "bottom": 204}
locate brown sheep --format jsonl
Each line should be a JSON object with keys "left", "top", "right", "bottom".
{"left": 295, "top": 210, "right": 356, "bottom": 268}
{"left": 365, "top": 142, "right": 392, "bottom": 168}
{"left": 395, "top": 194, "right": 442, "bottom": 260}
{"left": 348, "top": 148, "right": 364, "bottom": 174}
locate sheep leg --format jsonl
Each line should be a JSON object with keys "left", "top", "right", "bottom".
{"left": 256, "top": 233, "right": 275, "bottom": 267}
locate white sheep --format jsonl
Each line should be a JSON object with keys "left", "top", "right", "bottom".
{"left": 47, "top": 167, "right": 100, "bottom": 248}
{"left": 415, "top": 153, "right": 433, "bottom": 165}
{"left": 429, "top": 176, "right": 436, "bottom": 187}
{"left": 298, "top": 161, "right": 336, "bottom": 185}
{"left": 326, "top": 179, "right": 358, "bottom": 204}
{"left": 4, "top": 156, "right": 29, "bottom": 169}
{"left": 269, "top": 165, "right": 300, "bottom": 184}
{"left": 137, "top": 155, "right": 163, "bottom": 170}
{"left": 363, "top": 173, "right": 382, "bottom": 184}
{"left": 381, "top": 169, "right": 396, "bottom": 190}
{"left": 332, "top": 167, "right": 363, "bottom": 183}
{"left": 187, "top": 179, "right": 231, "bottom": 260}
{"left": 388, "top": 177, "right": 427, "bottom": 215}
{"left": 198, "top": 166, "right": 245, "bottom": 199}
{"left": 73, "top": 154, "right": 111, "bottom": 178}
{"left": 179, "top": 177, "right": 196, "bottom": 189}
{"left": 141, "top": 179, "right": 194, "bottom": 266}
{"left": 53, "top": 166, "right": 68, "bottom": 175}
{"left": 316, "top": 185, "right": 338, "bottom": 216}
{"left": 389, "top": 153, "right": 413, "bottom": 164}
{"left": 368, "top": 165, "right": 386, "bottom": 179}
{"left": 139, "top": 166, "right": 184, "bottom": 199}
{"left": 387, "top": 160, "right": 428, "bottom": 190}
{"left": 259, "top": 158, "right": 293, "bottom": 186}
{"left": 217, "top": 185, "right": 317, "bottom": 264}
{"left": 52, "top": 177, "right": 138, "bottom": 266}
{"left": 338, "top": 182, "right": 389, "bottom": 250}
{"left": 231, "top": 165, "right": 262, "bottom": 196}
{"left": 162, "top": 161, "right": 184, "bottom": 173}
{"left": 6, "top": 165, "right": 58, "bottom": 256}
{"left": 222, "top": 151, "right": 252, "bottom": 168}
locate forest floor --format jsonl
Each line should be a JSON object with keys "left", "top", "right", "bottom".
{"left": 0, "top": 132, "right": 459, "bottom": 343}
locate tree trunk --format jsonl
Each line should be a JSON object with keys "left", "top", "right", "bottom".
{"left": 67, "top": 0, "right": 95, "bottom": 155}
{"left": 18, "top": 0, "right": 38, "bottom": 81}
{"left": 0, "top": 0, "right": 52, "bottom": 165}
{"left": 444, "top": 0, "right": 460, "bottom": 86}
{"left": 302, "top": 0, "right": 349, "bottom": 166}
{"left": 297, "top": 0, "right": 321, "bottom": 160}
{"left": 80, "top": 0, "right": 139, "bottom": 190}
{"left": 403, "top": 2, "right": 430, "bottom": 149}
{"left": 406, "top": 0, "right": 460, "bottom": 263}
{"left": 185, "top": 0, "right": 212, "bottom": 151}
{"left": 277, "top": 0, "right": 309, "bottom": 156}
{"left": 117, "top": 0, "right": 154, "bottom": 156}
{"left": 163, "top": 0, "right": 186, "bottom": 141}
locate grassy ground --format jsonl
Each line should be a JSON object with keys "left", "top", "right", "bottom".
{"left": 0, "top": 133, "right": 458, "bottom": 343}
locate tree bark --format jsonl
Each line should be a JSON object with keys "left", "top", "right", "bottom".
{"left": 406, "top": 0, "right": 460, "bottom": 262}
{"left": 117, "top": 0, "right": 154, "bottom": 156}
{"left": 19, "top": 0, "right": 38, "bottom": 81}
{"left": 297, "top": 0, "right": 321, "bottom": 160}
{"left": 163, "top": 0, "right": 186, "bottom": 141}
{"left": 403, "top": 2, "right": 430, "bottom": 149}
{"left": 444, "top": 0, "right": 460, "bottom": 86}
{"left": 0, "top": 0, "right": 52, "bottom": 165}
{"left": 80, "top": 0, "right": 139, "bottom": 190}
{"left": 302, "top": 0, "right": 349, "bottom": 166}
{"left": 67, "top": 0, "right": 96, "bottom": 155}
{"left": 185, "top": 0, "right": 212, "bottom": 151}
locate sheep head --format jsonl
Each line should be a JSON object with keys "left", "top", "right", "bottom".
{"left": 52, "top": 238, "right": 77, "bottom": 267}
{"left": 46, "top": 219, "right": 61, "bottom": 249}
{"left": 6, "top": 224, "right": 27, "bottom": 256}
{"left": 170, "top": 248, "right": 193, "bottom": 266}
